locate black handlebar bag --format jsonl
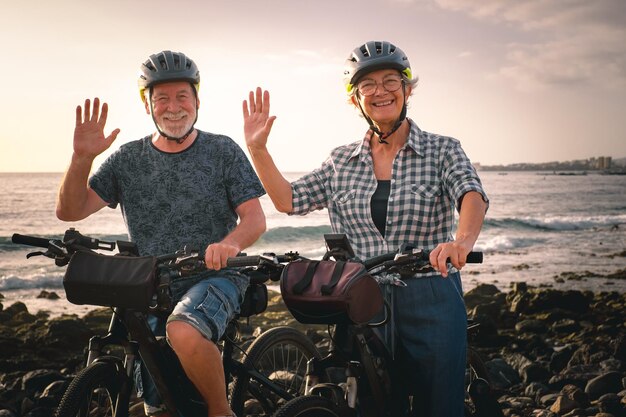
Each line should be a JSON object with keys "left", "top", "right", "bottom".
{"left": 280, "top": 259, "right": 383, "bottom": 325}
{"left": 63, "top": 251, "right": 157, "bottom": 311}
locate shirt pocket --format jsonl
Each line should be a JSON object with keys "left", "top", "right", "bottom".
{"left": 410, "top": 183, "right": 442, "bottom": 199}
{"left": 331, "top": 189, "right": 357, "bottom": 205}
{"left": 330, "top": 189, "right": 363, "bottom": 224}
{"left": 405, "top": 183, "right": 442, "bottom": 223}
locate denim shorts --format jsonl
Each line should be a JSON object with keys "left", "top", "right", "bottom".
{"left": 135, "top": 275, "right": 244, "bottom": 415}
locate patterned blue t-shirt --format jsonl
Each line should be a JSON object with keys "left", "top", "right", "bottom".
{"left": 89, "top": 130, "right": 265, "bottom": 258}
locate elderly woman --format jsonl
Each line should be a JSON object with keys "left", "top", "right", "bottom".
{"left": 243, "top": 41, "right": 489, "bottom": 417}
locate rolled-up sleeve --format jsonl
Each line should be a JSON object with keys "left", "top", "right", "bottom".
{"left": 290, "top": 158, "right": 335, "bottom": 215}
{"left": 442, "top": 142, "right": 489, "bottom": 211}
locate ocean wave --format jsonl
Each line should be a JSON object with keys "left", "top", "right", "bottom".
{"left": 0, "top": 272, "right": 65, "bottom": 291}
{"left": 484, "top": 214, "right": 626, "bottom": 231}
{"left": 3, "top": 214, "right": 622, "bottom": 255}
{"left": 475, "top": 235, "right": 544, "bottom": 252}
{"left": 255, "top": 225, "right": 332, "bottom": 244}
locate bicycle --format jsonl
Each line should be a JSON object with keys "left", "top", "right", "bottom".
{"left": 243, "top": 234, "right": 503, "bottom": 417}
{"left": 11, "top": 228, "right": 322, "bottom": 417}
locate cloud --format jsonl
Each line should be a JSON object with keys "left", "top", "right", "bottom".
{"left": 433, "top": 0, "right": 626, "bottom": 90}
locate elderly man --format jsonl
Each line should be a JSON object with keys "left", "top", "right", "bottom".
{"left": 57, "top": 50, "right": 266, "bottom": 417}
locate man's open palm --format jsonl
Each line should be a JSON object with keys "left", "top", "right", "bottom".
{"left": 74, "top": 97, "right": 120, "bottom": 159}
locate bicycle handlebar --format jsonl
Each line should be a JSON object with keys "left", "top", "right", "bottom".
{"left": 466, "top": 251, "right": 483, "bottom": 264}
{"left": 11, "top": 229, "right": 297, "bottom": 283}
{"left": 361, "top": 248, "right": 482, "bottom": 279}
{"left": 11, "top": 233, "right": 51, "bottom": 249}
{"left": 362, "top": 250, "right": 482, "bottom": 269}
{"left": 11, "top": 229, "right": 203, "bottom": 274}
{"left": 13, "top": 229, "right": 482, "bottom": 280}
{"left": 226, "top": 252, "right": 303, "bottom": 268}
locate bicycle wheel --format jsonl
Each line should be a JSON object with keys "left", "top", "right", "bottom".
{"left": 465, "top": 347, "right": 503, "bottom": 417}
{"left": 54, "top": 361, "right": 122, "bottom": 417}
{"left": 272, "top": 395, "right": 342, "bottom": 417}
{"left": 230, "top": 326, "right": 321, "bottom": 417}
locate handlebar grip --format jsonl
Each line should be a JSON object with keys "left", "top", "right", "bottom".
{"left": 466, "top": 251, "right": 483, "bottom": 264}
{"left": 12, "top": 234, "right": 51, "bottom": 249}
{"left": 227, "top": 255, "right": 261, "bottom": 268}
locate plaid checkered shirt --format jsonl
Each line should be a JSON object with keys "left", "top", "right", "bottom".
{"left": 290, "top": 119, "right": 489, "bottom": 268}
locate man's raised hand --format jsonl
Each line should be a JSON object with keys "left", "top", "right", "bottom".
{"left": 74, "top": 98, "right": 120, "bottom": 160}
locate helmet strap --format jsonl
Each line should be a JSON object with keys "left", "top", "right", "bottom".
{"left": 357, "top": 83, "right": 408, "bottom": 145}
{"left": 152, "top": 115, "right": 197, "bottom": 144}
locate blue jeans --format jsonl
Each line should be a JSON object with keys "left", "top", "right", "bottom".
{"left": 135, "top": 276, "right": 243, "bottom": 415}
{"left": 382, "top": 272, "right": 467, "bottom": 417}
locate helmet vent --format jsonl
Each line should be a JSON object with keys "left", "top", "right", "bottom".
{"left": 159, "top": 56, "right": 167, "bottom": 69}
{"left": 375, "top": 41, "right": 382, "bottom": 54}
{"left": 343, "top": 41, "right": 411, "bottom": 92}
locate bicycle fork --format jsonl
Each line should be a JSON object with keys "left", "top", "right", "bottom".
{"left": 302, "top": 338, "right": 391, "bottom": 416}
{"left": 84, "top": 333, "right": 137, "bottom": 417}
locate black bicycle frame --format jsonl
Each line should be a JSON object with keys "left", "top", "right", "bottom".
{"left": 86, "top": 305, "right": 299, "bottom": 417}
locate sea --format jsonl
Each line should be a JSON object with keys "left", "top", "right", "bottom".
{"left": 1, "top": 171, "right": 625, "bottom": 318}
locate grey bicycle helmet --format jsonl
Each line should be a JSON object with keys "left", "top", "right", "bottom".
{"left": 138, "top": 50, "right": 200, "bottom": 102}
{"left": 138, "top": 50, "right": 201, "bottom": 143}
{"left": 343, "top": 41, "right": 413, "bottom": 144}
{"left": 343, "top": 41, "right": 412, "bottom": 94}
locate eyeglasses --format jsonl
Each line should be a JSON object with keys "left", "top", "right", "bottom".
{"left": 356, "top": 76, "right": 404, "bottom": 96}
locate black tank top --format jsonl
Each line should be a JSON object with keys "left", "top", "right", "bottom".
{"left": 371, "top": 180, "right": 391, "bottom": 237}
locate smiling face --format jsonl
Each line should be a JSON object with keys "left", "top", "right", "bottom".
{"left": 146, "top": 81, "right": 199, "bottom": 138}
{"left": 352, "top": 69, "right": 410, "bottom": 131}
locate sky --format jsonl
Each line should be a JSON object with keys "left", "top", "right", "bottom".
{"left": 1, "top": 0, "right": 625, "bottom": 173}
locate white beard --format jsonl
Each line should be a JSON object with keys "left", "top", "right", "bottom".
{"left": 156, "top": 111, "right": 195, "bottom": 138}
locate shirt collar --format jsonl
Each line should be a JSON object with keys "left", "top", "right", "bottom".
{"left": 350, "top": 132, "right": 371, "bottom": 161}
{"left": 405, "top": 119, "right": 425, "bottom": 157}
{"left": 350, "top": 118, "right": 425, "bottom": 160}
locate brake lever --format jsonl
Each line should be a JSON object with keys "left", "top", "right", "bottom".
{"left": 26, "top": 239, "right": 69, "bottom": 262}
{"left": 26, "top": 251, "right": 45, "bottom": 259}
{"left": 391, "top": 250, "right": 433, "bottom": 276}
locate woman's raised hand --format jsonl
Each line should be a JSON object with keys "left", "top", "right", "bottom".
{"left": 243, "top": 87, "right": 276, "bottom": 151}
{"left": 73, "top": 98, "right": 120, "bottom": 160}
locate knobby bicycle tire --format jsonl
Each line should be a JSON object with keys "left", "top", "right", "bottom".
{"left": 230, "top": 326, "right": 321, "bottom": 417}
{"left": 465, "top": 347, "right": 504, "bottom": 417}
{"left": 272, "top": 395, "right": 342, "bottom": 417}
{"left": 467, "top": 347, "right": 491, "bottom": 383}
{"left": 54, "top": 361, "right": 122, "bottom": 417}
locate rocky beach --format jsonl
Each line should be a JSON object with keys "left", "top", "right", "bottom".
{"left": 1, "top": 269, "right": 625, "bottom": 417}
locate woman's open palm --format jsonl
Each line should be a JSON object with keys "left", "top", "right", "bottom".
{"left": 243, "top": 87, "right": 276, "bottom": 150}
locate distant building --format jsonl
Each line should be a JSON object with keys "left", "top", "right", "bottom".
{"left": 600, "top": 156, "right": 612, "bottom": 169}
{"left": 478, "top": 155, "right": 620, "bottom": 171}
